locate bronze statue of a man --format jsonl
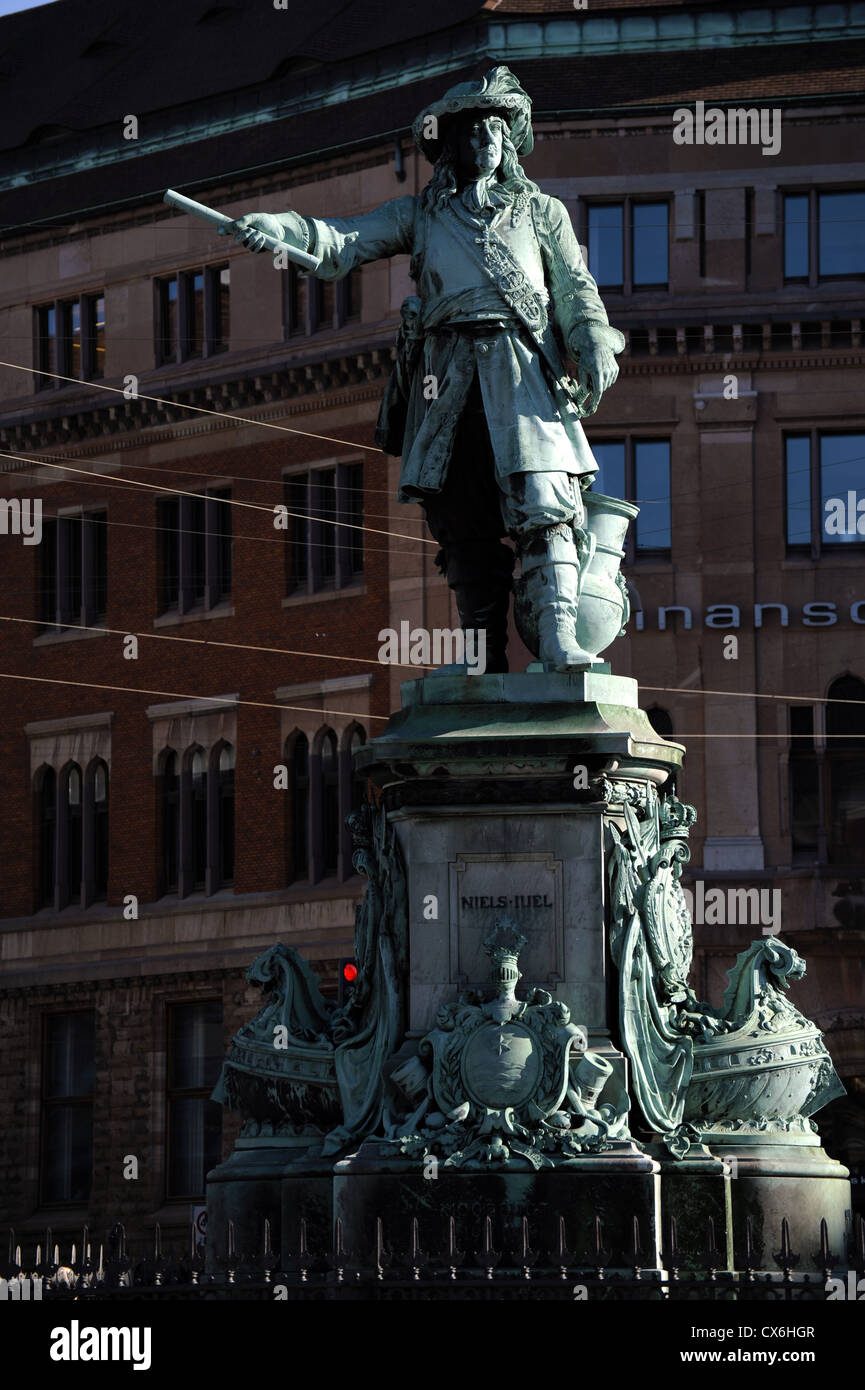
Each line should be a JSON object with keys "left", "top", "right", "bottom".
{"left": 229, "top": 66, "right": 624, "bottom": 672}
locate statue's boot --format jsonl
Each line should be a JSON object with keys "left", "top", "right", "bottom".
{"left": 520, "top": 528, "right": 595, "bottom": 672}
{"left": 444, "top": 541, "right": 514, "bottom": 675}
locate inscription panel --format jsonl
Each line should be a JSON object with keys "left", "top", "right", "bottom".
{"left": 448, "top": 853, "right": 563, "bottom": 986}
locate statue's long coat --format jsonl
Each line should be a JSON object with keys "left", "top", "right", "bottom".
{"left": 288, "top": 192, "right": 618, "bottom": 500}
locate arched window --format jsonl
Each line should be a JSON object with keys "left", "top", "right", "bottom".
{"left": 289, "top": 734, "right": 309, "bottom": 883}
{"left": 37, "top": 766, "right": 56, "bottom": 909}
{"left": 215, "top": 744, "right": 235, "bottom": 887}
{"left": 63, "top": 763, "right": 83, "bottom": 907}
{"left": 349, "top": 726, "right": 368, "bottom": 815}
{"left": 320, "top": 729, "right": 339, "bottom": 877}
{"left": 91, "top": 760, "right": 109, "bottom": 902}
{"left": 339, "top": 725, "right": 368, "bottom": 878}
{"left": 827, "top": 676, "right": 865, "bottom": 864}
{"left": 161, "top": 751, "right": 180, "bottom": 893}
{"left": 189, "top": 749, "right": 207, "bottom": 891}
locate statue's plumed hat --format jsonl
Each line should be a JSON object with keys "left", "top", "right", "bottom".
{"left": 412, "top": 65, "right": 533, "bottom": 162}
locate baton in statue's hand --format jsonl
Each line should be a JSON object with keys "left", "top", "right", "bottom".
{"left": 163, "top": 189, "right": 321, "bottom": 273}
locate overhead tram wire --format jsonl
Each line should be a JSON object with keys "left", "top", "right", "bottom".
{"left": 0, "top": 448, "right": 436, "bottom": 549}
{"left": 0, "top": 614, "right": 437, "bottom": 672}
{"left": 0, "top": 671, "right": 392, "bottom": 723}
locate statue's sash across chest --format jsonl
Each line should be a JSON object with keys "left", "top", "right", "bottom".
{"left": 421, "top": 207, "right": 547, "bottom": 306}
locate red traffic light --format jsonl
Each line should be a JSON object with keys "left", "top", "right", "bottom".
{"left": 342, "top": 962, "right": 358, "bottom": 982}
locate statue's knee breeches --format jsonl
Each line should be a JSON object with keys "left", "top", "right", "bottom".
{"left": 498, "top": 470, "right": 586, "bottom": 539}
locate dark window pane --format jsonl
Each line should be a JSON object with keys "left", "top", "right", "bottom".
{"left": 350, "top": 728, "right": 367, "bottom": 813}
{"left": 167, "top": 1096, "right": 222, "bottom": 1197}
{"left": 169, "top": 1002, "right": 223, "bottom": 1089}
{"left": 588, "top": 204, "right": 623, "bottom": 288}
{"left": 635, "top": 441, "right": 671, "bottom": 551}
{"left": 214, "top": 266, "right": 230, "bottom": 351}
{"left": 59, "top": 515, "right": 82, "bottom": 624}
{"left": 66, "top": 765, "right": 83, "bottom": 902}
{"left": 38, "top": 305, "right": 57, "bottom": 384}
{"left": 166, "top": 1002, "right": 223, "bottom": 1200}
{"left": 821, "top": 435, "right": 865, "bottom": 546}
{"left": 87, "top": 296, "right": 105, "bottom": 379}
{"left": 93, "top": 764, "right": 109, "bottom": 901}
{"left": 187, "top": 494, "right": 206, "bottom": 603}
{"left": 218, "top": 746, "right": 234, "bottom": 885}
{"left": 633, "top": 202, "right": 668, "bottom": 286}
{"left": 590, "top": 441, "right": 626, "bottom": 500}
{"left": 284, "top": 267, "right": 301, "bottom": 336}
{"left": 39, "top": 767, "right": 56, "bottom": 907}
{"left": 85, "top": 512, "right": 107, "bottom": 621}
{"left": 40, "top": 517, "right": 57, "bottom": 624}
{"left": 784, "top": 194, "right": 809, "bottom": 279}
{"left": 42, "top": 1103, "right": 93, "bottom": 1203}
{"left": 187, "top": 271, "right": 205, "bottom": 357}
{"left": 292, "top": 735, "right": 309, "bottom": 880}
{"left": 45, "top": 1012, "right": 94, "bottom": 1097}
{"left": 317, "top": 278, "right": 335, "bottom": 330}
{"left": 315, "top": 469, "right": 337, "bottom": 586}
{"left": 190, "top": 752, "right": 207, "bottom": 889}
{"left": 342, "top": 462, "right": 364, "bottom": 578}
{"left": 320, "top": 732, "right": 339, "bottom": 875}
{"left": 344, "top": 269, "right": 360, "bottom": 320}
{"left": 785, "top": 436, "right": 812, "bottom": 546}
{"left": 62, "top": 300, "right": 81, "bottom": 380}
{"left": 212, "top": 489, "right": 232, "bottom": 600}
{"left": 158, "top": 497, "right": 180, "bottom": 610}
{"left": 163, "top": 752, "right": 179, "bottom": 893}
{"left": 285, "top": 475, "right": 309, "bottom": 592}
{"left": 819, "top": 191, "right": 865, "bottom": 277}
{"left": 159, "top": 277, "right": 178, "bottom": 363}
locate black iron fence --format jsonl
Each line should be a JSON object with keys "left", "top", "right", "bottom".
{"left": 2, "top": 1213, "right": 863, "bottom": 1301}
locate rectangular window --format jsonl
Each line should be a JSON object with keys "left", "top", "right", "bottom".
{"left": 40, "top": 1012, "right": 95, "bottom": 1205}
{"left": 635, "top": 441, "right": 672, "bottom": 552}
{"left": 784, "top": 194, "right": 809, "bottom": 279}
{"left": 284, "top": 463, "right": 364, "bottom": 595}
{"left": 38, "top": 510, "right": 108, "bottom": 631}
{"left": 587, "top": 200, "right": 669, "bottom": 291}
{"left": 156, "top": 265, "right": 229, "bottom": 364}
{"left": 819, "top": 191, "right": 865, "bottom": 277}
{"left": 158, "top": 489, "right": 233, "bottom": 615}
{"left": 166, "top": 1002, "right": 223, "bottom": 1199}
{"left": 785, "top": 432, "right": 865, "bottom": 551}
{"left": 588, "top": 205, "right": 624, "bottom": 288}
{"left": 591, "top": 442, "right": 626, "bottom": 502}
{"left": 283, "top": 268, "right": 360, "bottom": 338}
{"left": 35, "top": 293, "right": 105, "bottom": 389}
{"left": 784, "top": 189, "right": 865, "bottom": 282}
{"left": 632, "top": 202, "right": 669, "bottom": 287}
{"left": 586, "top": 438, "right": 671, "bottom": 561}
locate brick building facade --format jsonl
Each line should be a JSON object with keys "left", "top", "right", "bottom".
{"left": 1, "top": 0, "right": 863, "bottom": 1247}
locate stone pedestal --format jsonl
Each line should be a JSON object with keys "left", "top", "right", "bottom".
{"left": 707, "top": 1135, "right": 852, "bottom": 1270}
{"left": 207, "top": 670, "right": 852, "bottom": 1284}
{"left": 356, "top": 667, "right": 681, "bottom": 1048}
{"left": 333, "top": 1140, "right": 664, "bottom": 1272}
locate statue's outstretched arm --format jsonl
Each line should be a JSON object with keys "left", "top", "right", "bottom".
{"left": 225, "top": 196, "right": 417, "bottom": 281}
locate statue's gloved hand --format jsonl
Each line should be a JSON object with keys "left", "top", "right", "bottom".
{"left": 221, "top": 212, "right": 287, "bottom": 253}
{"left": 568, "top": 323, "right": 625, "bottom": 416}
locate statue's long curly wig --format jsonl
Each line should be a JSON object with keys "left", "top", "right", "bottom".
{"left": 420, "top": 114, "right": 539, "bottom": 212}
